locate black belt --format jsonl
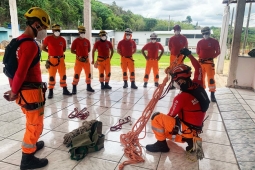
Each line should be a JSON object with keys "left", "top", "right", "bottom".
{"left": 22, "top": 82, "right": 47, "bottom": 89}
{"left": 22, "top": 101, "right": 46, "bottom": 110}
{"left": 199, "top": 58, "right": 213, "bottom": 63}
{"left": 76, "top": 56, "right": 88, "bottom": 62}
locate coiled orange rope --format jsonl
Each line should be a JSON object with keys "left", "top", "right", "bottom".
{"left": 119, "top": 54, "right": 185, "bottom": 170}
{"left": 119, "top": 76, "right": 170, "bottom": 169}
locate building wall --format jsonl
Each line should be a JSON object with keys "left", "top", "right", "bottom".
{"left": 236, "top": 56, "right": 255, "bottom": 88}
{"left": 113, "top": 31, "right": 202, "bottom": 53}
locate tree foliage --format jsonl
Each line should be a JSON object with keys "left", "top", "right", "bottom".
{"left": 1, "top": 0, "right": 255, "bottom": 45}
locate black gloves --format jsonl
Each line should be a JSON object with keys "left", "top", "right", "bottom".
{"left": 180, "top": 48, "right": 191, "bottom": 56}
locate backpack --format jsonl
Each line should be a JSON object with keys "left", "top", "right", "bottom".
{"left": 185, "top": 85, "right": 210, "bottom": 112}
{"left": 3, "top": 38, "right": 41, "bottom": 79}
{"left": 66, "top": 120, "right": 105, "bottom": 161}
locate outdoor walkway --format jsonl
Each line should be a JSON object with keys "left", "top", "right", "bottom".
{"left": 0, "top": 69, "right": 254, "bottom": 170}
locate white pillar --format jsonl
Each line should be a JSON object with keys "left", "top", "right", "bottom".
{"left": 83, "top": 0, "right": 93, "bottom": 79}
{"left": 227, "top": 0, "right": 246, "bottom": 87}
{"left": 9, "top": 0, "right": 19, "bottom": 38}
{"left": 217, "top": 5, "right": 230, "bottom": 74}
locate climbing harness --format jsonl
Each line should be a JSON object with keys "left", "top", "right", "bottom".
{"left": 110, "top": 116, "right": 132, "bottom": 131}
{"left": 68, "top": 107, "right": 89, "bottom": 120}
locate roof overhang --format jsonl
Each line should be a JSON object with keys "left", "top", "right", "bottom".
{"left": 223, "top": 0, "right": 255, "bottom": 4}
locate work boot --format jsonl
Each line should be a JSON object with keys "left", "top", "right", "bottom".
{"left": 211, "top": 92, "right": 216, "bottom": 102}
{"left": 131, "top": 81, "right": 138, "bottom": 89}
{"left": 143, "top": 82, "right": 147, "bottom": 88}
{"left": 87, "top": 84, "right": 95, "bottom": 92}
{"left": 104, "top": 82, "right": 112, "bottom": 89}
{"left": 47, "top": 89, "right": 53, "bottom": 99}
{"left": 34, "top": 141, "right": 44, "bottom": 154}
{"left": 146, "top": 140, "right": 170, "bottom": 153}
{"left": 63, "top": 87, "right": 72, "bottom": 96}
{"left": 20, "top": 152, "right": 48, "bottom": 170}
{"left": 123, "top": 80, "right": 128, "bottom": 88}
{"left": 155, "top": 82, "right": 159, "bottom": 87}
{"left": 72, "top": 85, "right": 77, "bottom": 95}
{"left": 101, "top": 82, "right": 105, "bottom": 90}
{"left": 182, "top": 138, "right": 194, "bottom": 152}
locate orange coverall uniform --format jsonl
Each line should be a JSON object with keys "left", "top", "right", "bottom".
{"left": 168, "top": 35, "right": 188, "bottom": 68}
{"left": 196, "top": 38, "right": 220, "bottom": 92}
{"left": 93, "top": 40, "right": 113, "bottom": 83}
{"left": 151, "top": 55, "right": 205, "bottom": 141}
{"left": 43, "top": 35, "right": 67, "bottom": 89}
{"left": 142, "top": 42, "right": 164, "bottom": 83}
{"left": 117, "top": 39, "right": 137, "bottom": 82}
{"left": 71, "top": 37, "right": 91, "bottom": 85}
{"left": 9, "top": 34, "right": 46, "bottom": 154}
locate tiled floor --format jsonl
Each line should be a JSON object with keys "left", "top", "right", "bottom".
{"left": 0, "top": 73, "right": 255, "bottom": 170}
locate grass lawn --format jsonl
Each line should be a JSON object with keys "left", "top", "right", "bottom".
{"left": 0, "top": 49, "right": 193, "bottom": 69}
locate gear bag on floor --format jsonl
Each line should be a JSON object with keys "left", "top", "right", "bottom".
{"left": 65, "top": 120, "right": 105, "bottom": 161}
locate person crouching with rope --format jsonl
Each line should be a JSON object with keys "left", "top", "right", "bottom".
{"left": 146, "top": 48, "right": 209, "bottom": 153}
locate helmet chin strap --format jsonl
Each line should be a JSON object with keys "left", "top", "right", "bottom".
{"left": 26, "top": 21, "right": 38, "bottom": 37}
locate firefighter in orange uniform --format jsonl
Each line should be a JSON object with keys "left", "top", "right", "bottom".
{"left": 117, "top": 28, "right": 138, "bottom": 89}
{"left": 146, "top": 48, "right": 209, "bottom": 153}
{"left": 42, "top": 24, "right": 72, "bottom": 99}
{"left": 92, "top": 30, "right": 114, "bottom": 90}
{"left": 197, "top": 27, "right": 220, "bottom": 102}
{"left": 71, "top": 26, "right": 95, "bottom": 93}
{"left": 141, "top": 33, "right": 164, "bottom": 88}
{"left": 3, "top": 7, "right": 50, "bottom": 169}
{"left": 168, "top": 25, "right": 188, "bottom": 68}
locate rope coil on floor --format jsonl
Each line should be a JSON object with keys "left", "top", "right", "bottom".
{"left": 119, "top": 55, "right": 184, "bottom": 170}
{"left": 68, "top": 107, "right": 89, "bottom": 120}
{"left": 119, "top": 76, "right": 171, "bottom": 169}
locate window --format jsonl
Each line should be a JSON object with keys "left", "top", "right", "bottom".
{"left": 165, "top": 38, "right": 170, "bottom": 46}
{"left": 183, "top": 34, "right": 195, "bottom": 38}
{"left": 133, "top": 39, "right": 139, "bottom": 45}
{"left": 195, "top": 34, "right": 203, "bottom": 39}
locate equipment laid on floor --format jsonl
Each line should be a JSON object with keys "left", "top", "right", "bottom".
{"left": 63, "top": 120, "right": 104, "bottom": 161}
{"left": 68, "top": 107, "right": 89, "bottom": 120}
{"left": 110, "top": 116, "right": 132, "bottom": 131}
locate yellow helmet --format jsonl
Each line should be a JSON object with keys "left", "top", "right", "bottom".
{"left": 99, "top": 30, "right": 107, "bottom": 36}
{"left": 52, "top": 24, "right": 61, "bottom": 30}
{"left": 78, "top": 26, "right": 86, "bottom": 33}
{"left": 24, "top": 7, "right": 51, "bottom": 28}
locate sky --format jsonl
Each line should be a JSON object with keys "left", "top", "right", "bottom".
{"left": 99, "top": 0, "right": 255, "bottom": 27}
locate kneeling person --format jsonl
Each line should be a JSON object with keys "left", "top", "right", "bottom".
{"left": 146, "top": 48, "right": 209, "bottom": 153}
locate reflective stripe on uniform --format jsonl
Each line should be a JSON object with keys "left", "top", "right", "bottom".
{"left": 151, "top": 126, "right": 165, "bottom": 134}
{"left": 22, "top": 141, "right": 36, "bottom": 148}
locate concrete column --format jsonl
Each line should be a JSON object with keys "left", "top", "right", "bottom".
{"left": 83, "top": 0, "right": 93, "bottom": 79}
{"left": 9, "top": 0, "right": 19, "bottom": 38}
{"left": 217, "top": 5, "right": 230, "bottom": 74}
{"left": 227, "top": 0, "right": 246, "bottom": 87}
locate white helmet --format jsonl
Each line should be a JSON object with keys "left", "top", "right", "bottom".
{"left": 150, "top": 33, "right": 157, "bottom": 38}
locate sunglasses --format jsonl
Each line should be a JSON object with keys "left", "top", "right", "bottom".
{"left": 202, "top": 33, "right": 210, "bottom": 35}
{"left": 151, "top": 38, "right": 157, "bottom": 40}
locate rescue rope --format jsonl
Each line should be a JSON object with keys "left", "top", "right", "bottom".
{"left": 68, "top": 107, "right": 89, "bottom": 120}
{"left": 110, "top": 116, "right": 132, "bottom": 131}
{"left": 119, "top": 76, "right": 170, "bottom": 169}
{"left": 63, "top": 119, "right": 97, "bottom": 147}
{"left": 119, "top": 54, "right": 185, "bottom": 170}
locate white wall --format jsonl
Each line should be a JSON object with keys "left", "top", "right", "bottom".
{"left": 236, "top": 56, "right": 255, "bottom": 88}
{"left": 114, "top": 31, "right": 201, "bottom": 53}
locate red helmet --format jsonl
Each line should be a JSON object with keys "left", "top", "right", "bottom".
{"left": 173, "top": 25, "right": 181, "bottom": 31}
{"left": 171, "top": 64, "right": 191, "bottom": 81}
